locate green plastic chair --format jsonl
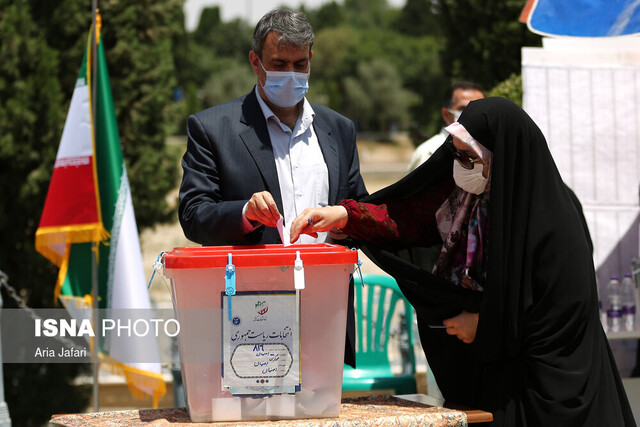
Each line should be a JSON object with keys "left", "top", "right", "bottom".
{"left": 342, "top": 273, "right": 417, "bottom": 395}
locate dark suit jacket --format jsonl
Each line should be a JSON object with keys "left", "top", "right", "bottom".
{"left": 178, "top": 88, "right": 368, "bottom": 366}
{"left": 179, "top": 88, "right": 367, "bottom": 245}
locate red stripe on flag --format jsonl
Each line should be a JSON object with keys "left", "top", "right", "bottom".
{"left": 38, "top": 156, "right": 99, "bottom": 227}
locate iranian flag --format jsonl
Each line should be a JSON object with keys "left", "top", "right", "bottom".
{"left": 35, "top": 17, "right": 166, "bottom": 406}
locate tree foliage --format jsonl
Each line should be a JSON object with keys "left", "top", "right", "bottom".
{"left": 0, "top": 1, "right": 91, "bottom": 425}
{"left": 181, "top": 0, "right": 538, "bottom": 141}
{"left": 98, "top": 0, "right": 181, "bottom": 229}
{"left": 343, "top": 0, "right": 396, "bottom": 29}
{"left": 435, "top": 0, "right": 541, "bottom": 90}
{"left": 344, "top": 59, "right": 418, "bottom": 135}
{"left": 488, "top": 73, "right": 523, "bottom": 106}
{"left": 192, "top": 7, "right": 252, "bottom": 62}
{"left": 201, "top": 58, "right": 257, "bottom": 108}
{"left": 396, "top": 0, "right": 442, "bottom": 37}
{"left": 0, "top": 0, "right": 181, "bottom": 424}
{"left": 303, "top": 1, "right": 346, "bottom": 32}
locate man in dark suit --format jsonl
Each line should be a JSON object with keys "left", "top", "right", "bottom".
{"left": 178, "top": 8, "right": 367, "bottom": 367}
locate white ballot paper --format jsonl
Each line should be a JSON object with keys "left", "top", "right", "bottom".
{"left": 276, "top": 217, "right": 292, "bottom": 247}
{"left": 222, "top": 291, "right": 300, "bottom": 395}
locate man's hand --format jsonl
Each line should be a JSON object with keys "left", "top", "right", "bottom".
{"left": 245, "top": 191, "right": 281, "bottom": 227}
{"left": 443, "top": 311, "right": 479, "bottom": 344}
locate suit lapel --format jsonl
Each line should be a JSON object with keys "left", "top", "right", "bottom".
{"left": 239, "top": 89, "right": 284, "bottom": 213}
{"left": 314, "top": 114, "right": 339, "bottom": 204}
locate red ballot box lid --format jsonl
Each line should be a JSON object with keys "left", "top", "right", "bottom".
{"left": 164, "top": 243, "right": 358, "bottom": 269}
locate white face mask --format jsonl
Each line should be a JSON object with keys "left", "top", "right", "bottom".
{"left": 447, "top": 108, "right": 463, "bottom": 122}
{"left": 453, "top": 160, "right": 488, "bottom": 194}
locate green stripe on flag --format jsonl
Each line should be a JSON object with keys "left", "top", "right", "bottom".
{"left": 93, "top": 38, "right": 124, "bottom": 310}
{"left": 60, "top": 243, "right": 92, "bottom": 298}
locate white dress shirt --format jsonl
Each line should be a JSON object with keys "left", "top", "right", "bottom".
{"left": 243, "top": 88, "right": 329, "bottom": 244}
{"left": 407, "top": 128, "right": 449, "bottom": 172}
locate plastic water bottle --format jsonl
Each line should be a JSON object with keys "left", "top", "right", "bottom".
{"left": 622, "top": 274, "right": 636, "bottom": 331}
{"left": 597, "top": 277, "right": 607, "bottom": 328}
{"left": 607, "top": 276, "right": 622, "bottom": 332}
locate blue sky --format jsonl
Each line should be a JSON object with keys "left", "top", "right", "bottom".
{"left": 184, "top": 0, "right": 406, "bottom": 30}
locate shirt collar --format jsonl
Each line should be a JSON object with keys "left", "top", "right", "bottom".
{"left": 254, "top": 86, "right": 315, "bottom": 134}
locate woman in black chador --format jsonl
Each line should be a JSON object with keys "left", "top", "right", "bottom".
{"left": 290, "top": 97, "right": 636, "bottom": 426}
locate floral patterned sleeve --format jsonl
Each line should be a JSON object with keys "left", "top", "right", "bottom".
{"left": 339, "top": 180, "right": 455, "bottom": 247}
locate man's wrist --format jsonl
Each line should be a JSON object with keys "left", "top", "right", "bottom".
{"left": 241, "top": 202, "right": 261, "bottom": 232}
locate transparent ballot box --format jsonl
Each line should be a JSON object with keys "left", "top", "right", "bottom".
{"left": 162, "top": 244, "right": 357, "bottom": 422}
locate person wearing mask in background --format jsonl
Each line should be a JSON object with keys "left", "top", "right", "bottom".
{"left": 178, "top": 8, "right": 368, "bottom": 367}
{"left": 408, "top": 81, "right": 485, "bottom": 171}
{"left": 402, "top": 82, "right": 486, "bottom": 295}
{"left": 290, "top": 97, "right": 635, "bottom": 426}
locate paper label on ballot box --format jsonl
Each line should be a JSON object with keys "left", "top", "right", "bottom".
{"left": 222, "top": 291, "right": 300, "bottom": 395}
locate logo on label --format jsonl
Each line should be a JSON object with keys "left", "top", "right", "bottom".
{"left": 255, "top": 300, "right": 268, "bottom": 316}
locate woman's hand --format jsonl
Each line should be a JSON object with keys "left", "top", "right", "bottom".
{"left": 290, "top": 206, "right": 349, "bottom": 243}
{"left": 442, "top": 311, "right": 479, "bottom": 344}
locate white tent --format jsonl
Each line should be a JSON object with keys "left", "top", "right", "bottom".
{"left": 522, "top": 37, "right": 640, "bottom": 287}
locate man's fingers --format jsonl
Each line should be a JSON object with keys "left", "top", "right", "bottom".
{"left": 247, "top": 201, "right": 272, "bottom": 225}
{"left": 265, "top": 196, "right": 280, "bottom": 222}
{"left": 247, "top": 192, "right": 281, "bottom": 226}
{"left": 256, "top": 191, "right": 280, "bottom": 221}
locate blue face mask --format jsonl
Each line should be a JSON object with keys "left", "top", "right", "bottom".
{"left": 259, "top": 59, "right": 310, "bottom": 108}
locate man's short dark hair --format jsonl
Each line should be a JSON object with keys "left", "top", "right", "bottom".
{"left": 252, "top": 9, "right": 314, "bottom": 58}
{"left": 443, "top": 81, "right": 486, "bottom": 108}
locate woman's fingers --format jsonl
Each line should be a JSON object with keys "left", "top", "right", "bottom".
{"left": 442, "top": 311, "right": 479, "bottom": 344}
{"left": 290, "top": 208, "right": 318, "bottom": 243}
{"left": 289, "top": 206, "right": 349, "bottom": 243}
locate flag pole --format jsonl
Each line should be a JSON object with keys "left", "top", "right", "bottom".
{"left": 91, "top": 0, "right": 100, "bottom": 413}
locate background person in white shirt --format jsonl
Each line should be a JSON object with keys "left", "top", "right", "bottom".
{"left": 408, "top": 81, "right": 485, "bottom": 172}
